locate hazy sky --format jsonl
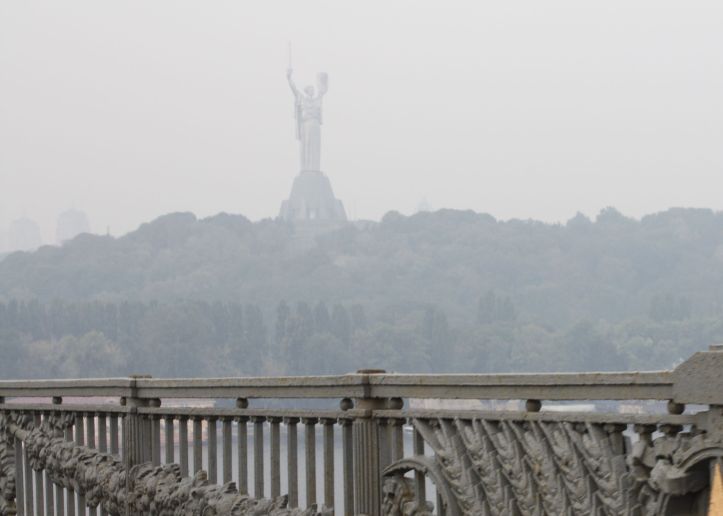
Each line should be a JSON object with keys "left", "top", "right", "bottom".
{"left": 1, "top": 1, "right": 722, "bottom": 241}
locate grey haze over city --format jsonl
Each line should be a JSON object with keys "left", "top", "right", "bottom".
{"left": 1, "top": 1, "right": 722, "bottom": 246}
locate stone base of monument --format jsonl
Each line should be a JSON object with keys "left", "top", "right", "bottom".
{"left": 279, "top": 170, "right": 347, "bottom": 223}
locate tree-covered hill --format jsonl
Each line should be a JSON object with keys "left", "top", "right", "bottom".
{"left": 2, "top": 207, "right": 723, "bottom": 377}
{"left": 2, "top": 207, "right": 723, "bottom": 327}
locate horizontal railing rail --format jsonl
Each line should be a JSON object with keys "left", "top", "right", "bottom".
{"left": 0, "top": 370, "right": 678, "bottom": 402}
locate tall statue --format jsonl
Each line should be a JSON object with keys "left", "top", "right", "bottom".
{"left": 287, "top": 68, "right": 328, "bottom": 171}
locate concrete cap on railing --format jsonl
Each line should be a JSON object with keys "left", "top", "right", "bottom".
{"left": 673, "top": 347, "right": 723, "bottom": 405}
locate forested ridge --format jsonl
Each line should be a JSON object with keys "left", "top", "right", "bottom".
{"left": 2, "top": 207, "right": 723, "bottom": 378}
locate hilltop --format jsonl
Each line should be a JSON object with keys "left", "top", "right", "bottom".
{"left": 2, "top": 207, "right": 723, "bottom": 327}
{"left": 2, "top": 207, "right": 723, "bottom": 378}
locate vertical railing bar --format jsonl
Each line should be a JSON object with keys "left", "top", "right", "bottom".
{"left": 222, "top": 418, "right": 232, "bottom": 484}
{"left": 252, "top": 416, "right": 265, "bottom": 498}
{"left": 151, "top": 416, "right": 161, "bottom": 467}
{"left": 193, "top": 417, "right": 203, "bottom": 474}
{"left": 322, "top": 419, "right": 335, "bottom": 511}
{"left": 164, "top": 416, "right": 175, "bottom": 464}
{"left": 15, "top": 435, "right": 25, "bottom": 516}
{"left": 97, "top": 413, "right": 107, "bottom": 516}
{"left": 142, "top": 414, "right": 153, "bottom": 464}
{"left": 208, "top": 418, "right": 218, "bottom": 484}
{"left": 378, "top": 418, "right": 391, "bottom": 472}
{"left": 413, "top": 427, "right": 426, "bottom": 503}
{"left": 237, "top": 417, "right": 248, "bottom": 495}
{"left": 303, "top": 417, "right": 317, "bottom": 508}
{"left": 86, "top": 413, "right": 97, "bottom": 516}
{"left": 391, "top": 418, "right": 404, "bottom": 462}
{"left": 34, "top": 413, "right": 45, "bottom": 516}
{"left": 23, "top": 414, "right": 34, "bottom": 516}
{"left": 120, "top": 413, "right": 126, "bottom": 464}
{"left": 98, "top": 414, "right": 108, "bottom": 454}
{"left": 109, "top": 415, "right": 119, "bottom": 456}
{"left": 55, "top": 474, "right": 64, "bottom": 516}
{"left": 270, "top": 417, "right": 281, "bottom": 499}
{"left": 178, "top": 417, "right": 189, "bottom": 477}
{"left": 65, "top": 424, "right": 75, "bottom": 516}
{"left": 75, "top": 414, "right": 85, "bottom": 515}
{"left": 43, "top": 413, "right": 55, "bottom": 516}
{"left": 50, "top": 398, "right": 63, "bottom": 516}
{"left": 341, "top": 418, "right": 354, "bottom": 516}
{"left": 285, "top": 417, "right": 299, "bottom": 508}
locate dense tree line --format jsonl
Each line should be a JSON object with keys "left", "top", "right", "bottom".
{"left": 1, "top": 297, "right": 722, "bottom": 379}
{"left": 2, "top": 207, "right": 723, "bottom": 377}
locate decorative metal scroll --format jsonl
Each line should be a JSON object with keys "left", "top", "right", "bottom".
{"left": 0, "top": 423, "right": 14, "bottom": 515}
{"left": 383, "top": 417, "right": 721, "bottom": 516}
{"left": 0, "top": 412, "right": 325, "bottom": 516}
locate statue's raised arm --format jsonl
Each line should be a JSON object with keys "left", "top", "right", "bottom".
{"left": 316, "top": 72, "right": 328, "bottom": 98}
{"left": 286, "top": 69, "right": 300, "bottom": 98}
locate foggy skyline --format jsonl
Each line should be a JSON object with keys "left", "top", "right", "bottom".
{"left": 2, "top": 1, "right": 723, "bottom": 242}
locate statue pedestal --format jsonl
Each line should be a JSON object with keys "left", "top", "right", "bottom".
{"left": 279, "top": 170, "right": 347, "bottom": 223}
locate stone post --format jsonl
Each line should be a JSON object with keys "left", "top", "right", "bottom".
{"left": 121, "top": 375, "right": 151, "bottom": 516}
{"left": 352, "top": 369, "right": 389, "bottom": 516}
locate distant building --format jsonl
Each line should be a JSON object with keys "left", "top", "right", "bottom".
{"left": 56, "top": 209, "right": 90, "bottom": 244}
{"left": 7, "top": 217, "right": 42, "bottom": 252}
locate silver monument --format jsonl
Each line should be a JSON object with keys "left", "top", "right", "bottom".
{"left": 279, "top": 64, "right": 346, "bottom": 223}
{"left": 287, "top": 69, "right": 327, "bottom": 172}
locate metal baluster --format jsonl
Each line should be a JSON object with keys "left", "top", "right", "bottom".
{"left": 23, "top": 414, "right": 34, "bottom": 516}
{"left": 178, "top": 417, "right": 189, "bottom": 477}
{"left": 51, "top": 398, "right": 63, "bottom": 516}
{"left": 303, "top": 417, "right": 317, "bottom": 507}
{"left": 109, "top": 414, "right": 119, "bottom": 456}
{"left": 15, "top": 435, "right": 25, "bottom": 516}
{"left": 86, "top": 413, "right": 96, "bottom": 516}
{"left": 33, "top": 413, "right": 45, "bottom": 516}
{"left": 142, "top": 414, "right": 153, "bottom": 464}
{"left": 151, "top": 416, "right": 161, "bottom": 466}
{"left": 285, "top": 417, "right": 299, "bottom": 508}
{"left": 391, "top": 418, "right": 405, "bottom": 462}
{"left": 340, "top": 418, "right": 354, "bottom": 516}
{"left": 322, "top": 418, "right": 335, "bottom": 511}
{"left": 164, "top": 416, "right": 175, "bottom": 464}
{"left": 413, "top": 428, "right": 426, "bottom": 503}
{"left": 98, "top": 414, "right": 107, "bottom": 516}
{"left": 43, "top": 414, "right": 55, "bottom": 516}
{"left": 54, "top": 481, "right": 62, "bottom": 516}
{"left": 237, "top": 417, "right": 248, "bottom": 495}
{"left": 252, "top": 416, "right": 265, "bottom": 498}
{"left": 120, "top": 412, "right": 127, "bottom": 465}
{"left": 193, "top": 417, "right": 203, "bottom": 474}
{"left": 222, "top": 418, "right": 232, "bottom": 483}
{"left": 65, "top": 424, "right": 75, "bottom": 516}
{"left": 378, "top": 418, "right": 391, "bottom": 471}
{"left": 75, "top": 414, "right": 85, "bottom": 515}
{"left": 270, "top": 417, "right": 281, "bottom": 499}
{"left": 208, "top": 418, "right": 218, "bottom": 484}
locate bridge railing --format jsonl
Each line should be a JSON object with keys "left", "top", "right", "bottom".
{"left": 0, "top": 346, "right": 721, "bottom": 515}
